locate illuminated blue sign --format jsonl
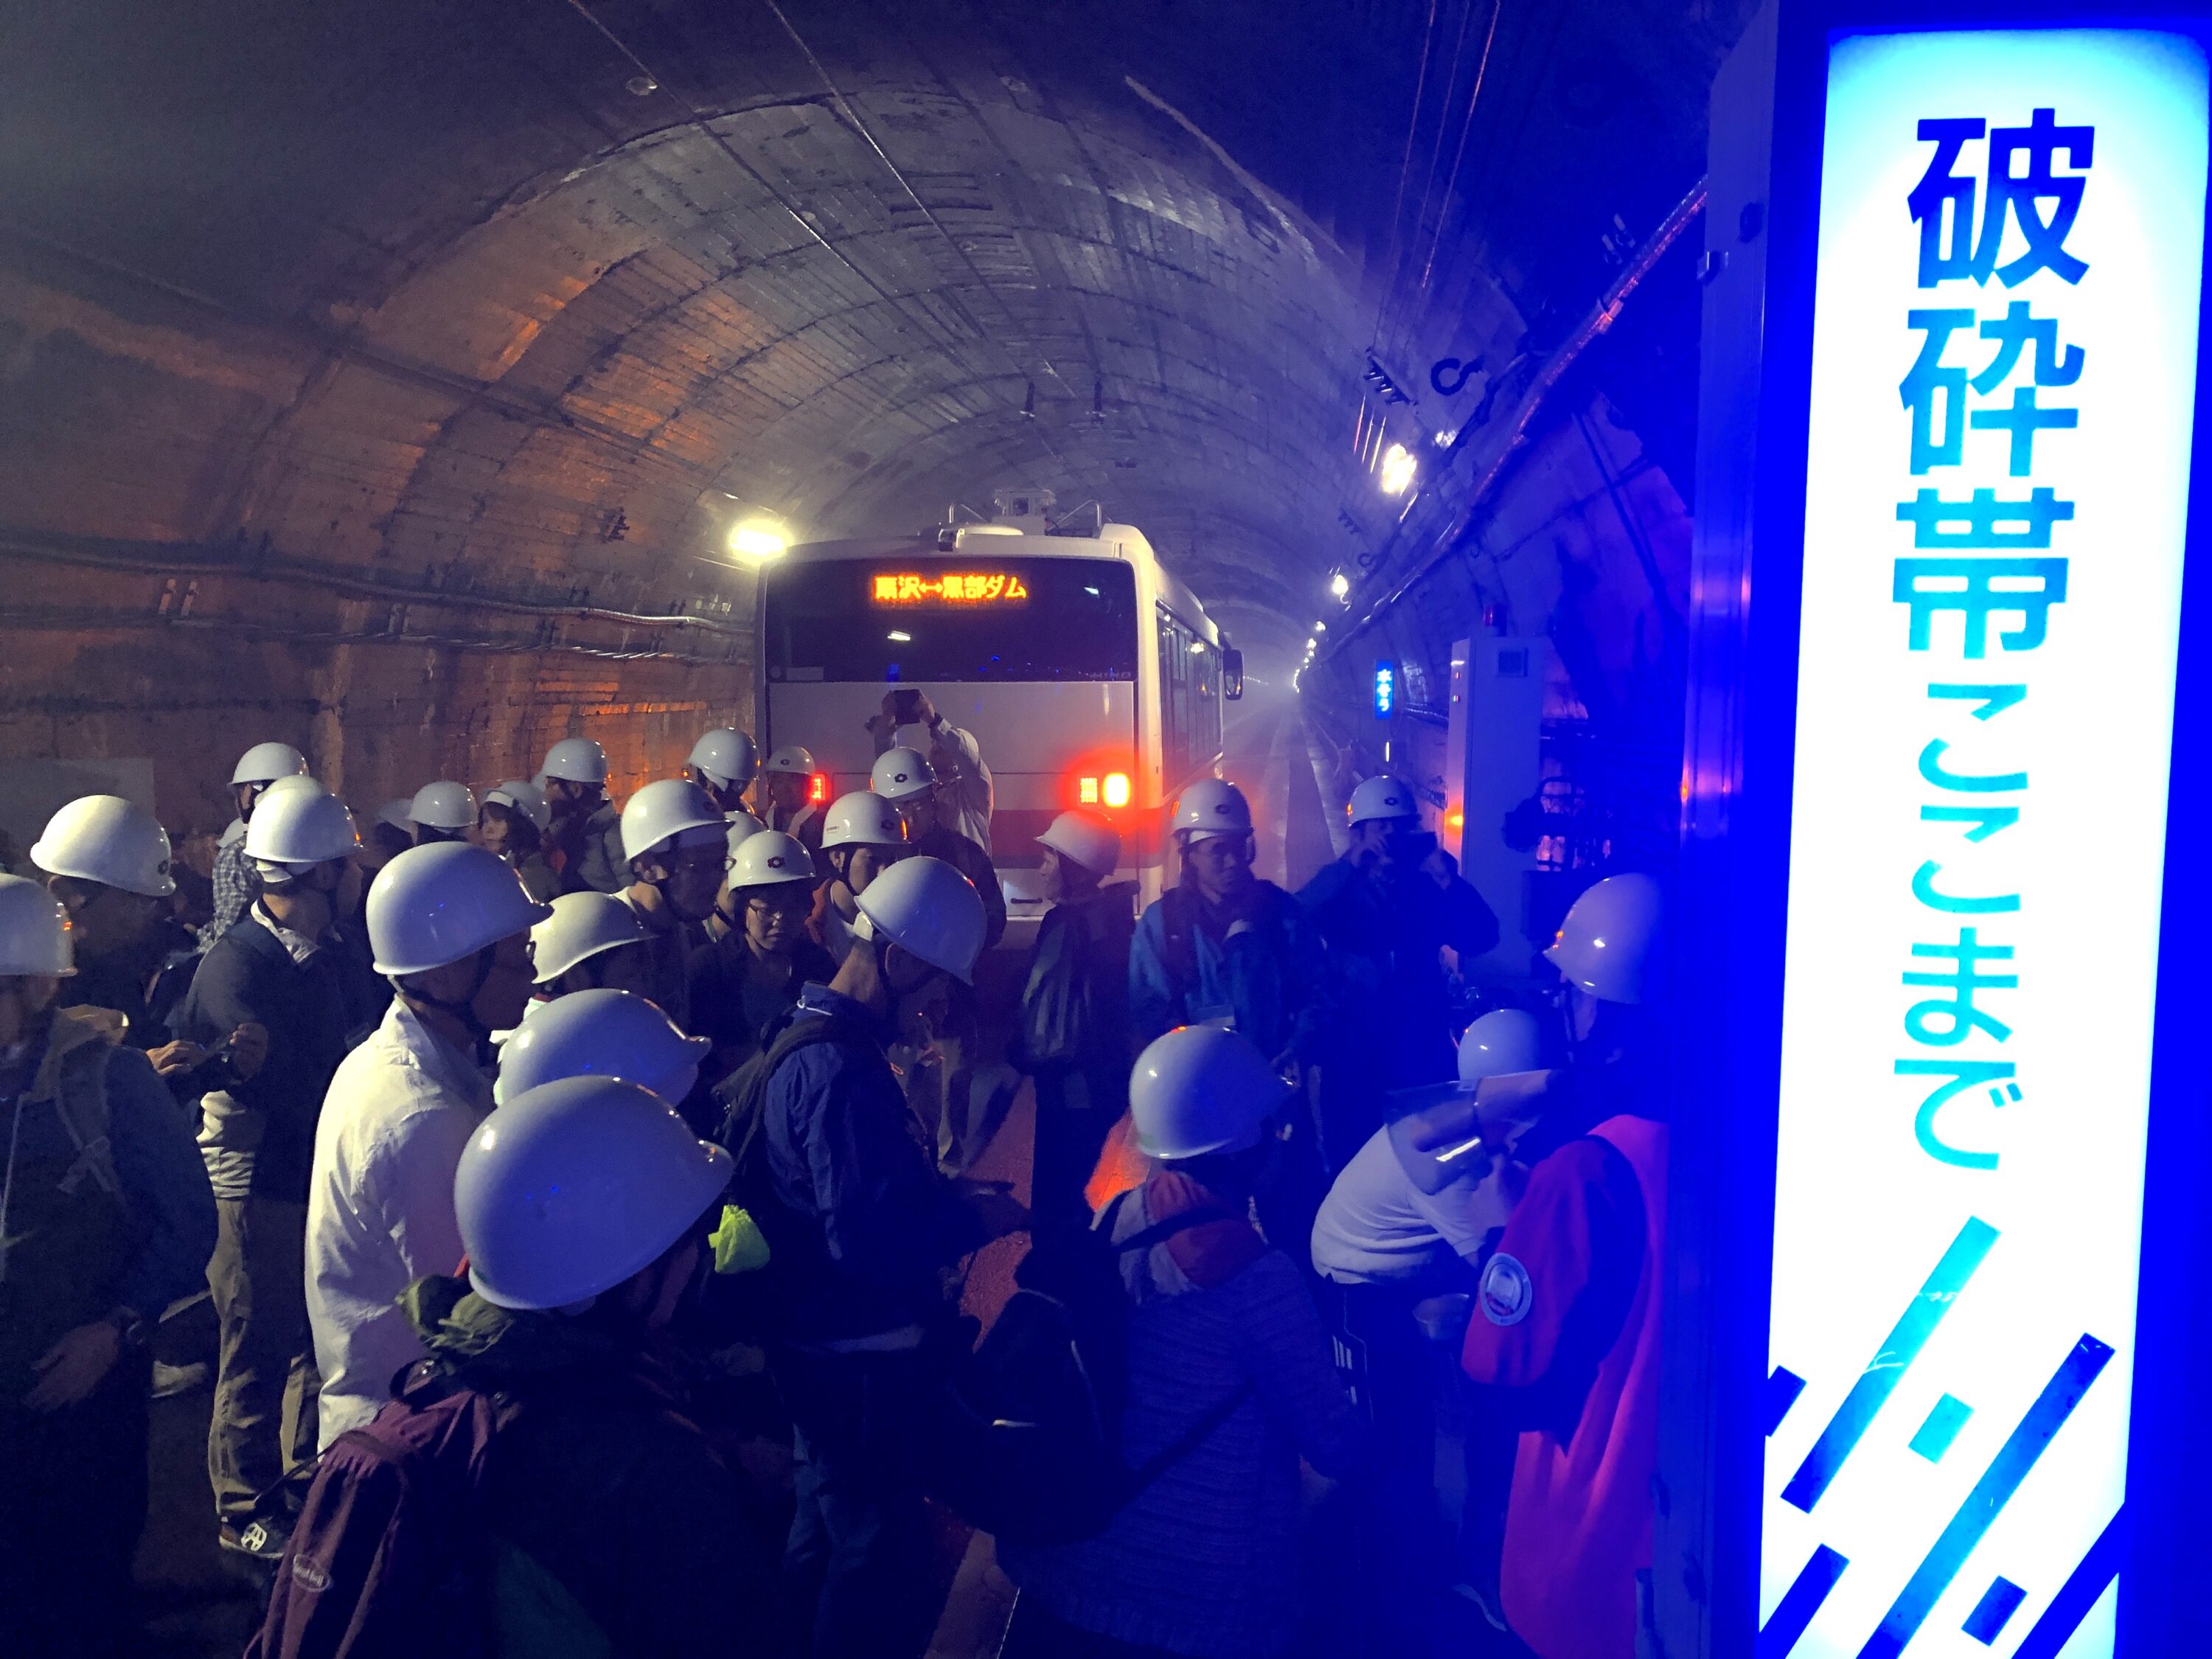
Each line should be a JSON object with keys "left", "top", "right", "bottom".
{"left": 1374, "top": 660, "right": 1395, "bottom": 718}
{"left": 1762, "top": 29, "right": 2206, "bottom": 1658}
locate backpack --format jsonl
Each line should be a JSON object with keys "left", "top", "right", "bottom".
{"left": 246, "top": 1363, "right": 509, "bottom": 1659}
{"left": 919, "top": 1193, "right": 1256, "bottom": 1548}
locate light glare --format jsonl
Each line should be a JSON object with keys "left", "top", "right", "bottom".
{"left": 728, "top": 519, "right": 789, "bottom": 560}
{"left": 1379, "top": 442, "right": 1416, "bottom": 495}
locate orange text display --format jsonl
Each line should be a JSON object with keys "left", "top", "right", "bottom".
{"left": 870, "top": 571, "right": 1032, "bottom": 605}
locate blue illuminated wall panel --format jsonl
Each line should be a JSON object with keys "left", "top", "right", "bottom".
{"left": 1760, "top": 29, "right": 2208, "bottom": 1658}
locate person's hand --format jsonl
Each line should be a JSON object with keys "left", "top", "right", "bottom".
{"left": 147, "top": 1039, "right": 206, "bottom": 1078}
{"left": 910, "top": 692, "right": 938, "bottom": 729}
{"left": 225, "top": 1023, "right": 271, "bottom": 1081}
{"left": 24, "top": 1321, "right": 122, "bottom": 1411}
{"left": 1421, "top": 844, "right": 1459, "bottom": 889}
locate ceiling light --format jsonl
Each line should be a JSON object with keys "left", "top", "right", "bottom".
{"left": 887, "top": 630, "right": 911, "bottom": 642}
{"left": 1313, "top": 621, "right": 1326, "bottom": 632}
{"left": 1306, "top": 636, "right": 1317, "bottom": 651}
{"left": 728, "top": 518, "right": 789, "bottom": 561}
{"left": 1329, "top": 572, "right": 1350, "bottom": 599}
{"left": 1379, "top": 443, "right": 1416, "bottom": 495}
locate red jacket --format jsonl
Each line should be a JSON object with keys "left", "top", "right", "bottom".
{"left": 1462, "top": 1115, "right": 1666, "bottom": 1659}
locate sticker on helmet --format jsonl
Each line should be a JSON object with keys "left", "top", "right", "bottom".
{"left": 1479, "top": 1252, "right": 1534, "bottom": 1326}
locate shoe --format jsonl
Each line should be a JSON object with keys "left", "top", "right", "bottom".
{"left": 218, "top": 1515, "right": 291, "bottom": 1561}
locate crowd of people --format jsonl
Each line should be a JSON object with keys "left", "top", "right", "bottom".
{"left": 0, "top": 710, "right": 1671, "bottom": 1659}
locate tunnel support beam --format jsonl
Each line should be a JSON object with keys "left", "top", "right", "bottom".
{"left": 1662, "top": 4, "right": 2212, "bottom": 1657}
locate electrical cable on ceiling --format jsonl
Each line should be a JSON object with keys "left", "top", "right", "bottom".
{"left": 1409, "top": 0, "right": 1505, "bottom": 305}
{"left": 1367, "top": 0, "right": 1442, "bottom": 350}
{"left": 554, "top": 0, "right": 1061, "bottom": 467}
{"left": 1377, "top": 0, "right": 1480, "bottom": 355}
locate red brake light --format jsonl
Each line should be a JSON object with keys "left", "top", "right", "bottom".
{"left": 1078, "top": 776, "right": 1101, "bottom": 804}
{"left": 1102, "top": 772, "right": 1132, "bottom": 809}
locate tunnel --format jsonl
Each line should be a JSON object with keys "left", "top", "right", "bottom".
{"left": 4, "top": 3, "right": 2205, "bottom": 1658}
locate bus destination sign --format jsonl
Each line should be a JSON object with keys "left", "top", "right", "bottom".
{"left": 870, "top": 571, "right": 1032, "bottom": 605}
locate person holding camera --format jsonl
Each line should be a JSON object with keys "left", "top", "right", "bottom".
{"left": 866, "top": 687, "right": 994, "bottom": 851}
{"left": 1298, "top": 776, "right": 1499, "bottom": 1166}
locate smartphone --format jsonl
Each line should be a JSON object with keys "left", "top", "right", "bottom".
{"left": 890, "top": 688, "right": 925, "bottom": 724}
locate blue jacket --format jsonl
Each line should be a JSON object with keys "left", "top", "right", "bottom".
{"left": 754, "top": 984, "right": 987, "bottom": 1340}
{"left": 1128, "top": 880, "right": 1329, "bottom": 1065}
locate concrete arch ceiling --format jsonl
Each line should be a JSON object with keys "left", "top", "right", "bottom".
{"left": 1, "top": 0, "right": 1741, "bottom": 674}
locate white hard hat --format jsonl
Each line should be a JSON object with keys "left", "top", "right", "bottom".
{"left": 764, "top": 745, "right": 817, "bottom": 776}
{"left": 529, "top": 891, "right": 647, "bottom": 984}
{"left": 869, "top": 748, "right": 934, "bottom": 803}
{"left": 1037, "top": 810, "right": 1121, "bottom": 878}
{"left": 259, "top": 774, "right": 325, "bottom": 804}
{"left": 1546, "top": 872, "right": 1666, "bottom": 1006}
{"left": 493, "top": 987, "right": 710, "bottom": 1107}
{"left": 1130, "top": 1025, "right": 1284, "bottom": 1160}
{"left": 455, "top": 1075, "right": 732, "bottom": 1312}
{"left": 821, "top": 791, "right": 908, "bottom": 852}
{"left": 246, "top": 784, "right": 361, "bottom": 872}
{"left": 0, "top": 873, "right": 76, "bottom": 975}
{"left": 29, "top": 795, "right": 177, "bottom": 898}
{"left": 408, "top": 781, "right": 477, "bottom": 831}
{"left": 374, "top": 799, "right": 415, "bottom": 833}
{"left": 619, "top": 779, "right": 726, "bottom": 864}
{"left": 688, "top": 728, "right": 759, "bottom": 790}
{"left": 484, "top": 779, "right": 551, "bottom": 833}
{"left": 723, "top": 812, "right": 766, "bottom": 869}
{"left": 1348, "top": 776, "right": 1420, "bottom": 827}
{"left": 728, "top": 830, "right": 816, "bottom": 891}
{"left": 1457, "top": 1007, "right": 1546, "bottom": 1084}
{"left": 1171, "top": 778, "right": 1253, "bottom": 844}
{"left": 852, "top": 854, "right": 987, "bottom": 983}
{"left": 366, "top": 842, "right": 554, "bottom": 977}
{"left": 540, "top": 737, "right": 609, "bottom": 786}
{"left": 231, "top": 742, "right": 309, "bottom": 786}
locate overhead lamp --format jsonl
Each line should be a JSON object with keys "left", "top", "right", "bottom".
{"left": 728, "top": 518, "right": 789, "bottom": 561}
{"left": 1313, "top": 621, "right": 1326, "bottom": 633}
{"left": 1329, "top": 571, "right": 1350, "bottom": 600}
{"left": 1306, "top": 636, "right": 1317, "bottom": 651}
{"left": 1379, "top": 443, "right": 1416, "bottom": 496}
{"left": 887, "top": 630, "right": 912, "bottom": 642}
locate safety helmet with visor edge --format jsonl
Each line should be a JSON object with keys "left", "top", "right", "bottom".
{"left": 852, "top": 854, "right": 987, "bottom": 984}
{"left": 1130, "top": 1024, "right": 1286, "bottom": 1160}
{"left": 29, "top": 795, "right": 177, "bottom": 898}
{"left": 0, "top": 873, "right": 76, "bottom": 975}
{"left": 528, "top": 891, "right": 647, "bottom": 984}
{"left": 366, "top": 841, "right": 553, "bottom": 978}
{"left": 493, "top": 987, "right": 710, "bottom": 1107}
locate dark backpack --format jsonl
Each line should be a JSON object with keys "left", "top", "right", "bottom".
{"left": 246, "top": 1363, "right": 509, "bottom": 1659}
{"left": 919, "top": 1194, "right": 1256, "bottom": 1548}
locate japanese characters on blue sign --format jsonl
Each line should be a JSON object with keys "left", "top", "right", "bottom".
{"left": 1763, "top": 30, "right": 2206, "bottom": 1659}
{"left": 1374, "top": 659, "right": 1395, "bottom": 718}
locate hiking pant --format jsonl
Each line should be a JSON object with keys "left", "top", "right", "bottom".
{"left": 774, "top": 1343, "right": 939, "bottom": 1659}
{"left": 207, "top": 1195, "right": 319, "bottom": 1528}
{"left": 1029, "top": 1069, "right": 1121, "bottom": 1258}
{"left": 0, "top": 1348, "right": 152, "bottom": 1659}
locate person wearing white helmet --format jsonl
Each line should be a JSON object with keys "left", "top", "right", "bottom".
{"left": 31, "top": 794, "right": 225, "bottom": 1082}
{"left": 1130, "top": 776, "right": 1327, "bottom": 1074}
{"left": 203, "top": 740, "right": 313, "bottom": 949}
{"left": 685, "top": 726, "right": 760, "bottom": 815}
{"left": 171, "top": 779, "right": 389, "bottom": 1558}
{"left": 0, "top": 873, "right": 216, "bottom": 1656}
{"left": 478, "top": 781, "right": 557, "bottom": 902}
{"left": 807, "top": 789, "right": 908, "bottom": 965}
{"left": 615, "top": 778, "right": 728, "bottom": 1030}
{"left": 1013, "top": 810, "right": 1138, "bottom": 1255}
{"left": 686, "top": 830, "right": 835, "bottom": 1091}
{"left": 526, "top": 890, "right": 653, "bottom": 1003}
{"left": 1460, "top": 872, "right": 1668, "bottom": 1659}
{"left": 758, "top": 742, "right": 827, "bottom": 858}
{"left": 864, "top": 687, "right": 995, "bottom": 849}
{"left": 404, "top": 780, "right": 476, "bottom": 847}
{"left": 538, "top": 736, "right": 627, "bottom": 895}
{"left": 714, "top": 853, "right": 1022, "bottom": 1658}
{"left": 304, "top": 843, "right": 552, "bottom": 1452}
{"left": 253, "top": 1075, "right": 780, "bottom": 1659}
{"left": 494, "top": 987, "right": 710, "bottom": 1107}
{"left": 1299, "top": 774, "right": 1501, "bottom": 1162}
{"left": 870, "top": 746, "right": 1006, "bottom": 949}
{"left": 997, "top": 1024, "right": 1360, "bottom": 1659}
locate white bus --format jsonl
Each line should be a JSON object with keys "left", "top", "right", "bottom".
{"left": 755, "top": 512, "right": 1241, "bottom": 940}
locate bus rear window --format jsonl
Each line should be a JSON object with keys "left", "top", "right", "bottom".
{"left": 765, "top": 557, "right": 1139, "bottom": 682}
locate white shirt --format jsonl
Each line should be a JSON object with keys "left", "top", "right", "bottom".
{"left": 1309, "top": 1125, "right": 1506, "bottom": 1286}
{"left": 305, "top": 998, "right": 491, "bottom": 1447}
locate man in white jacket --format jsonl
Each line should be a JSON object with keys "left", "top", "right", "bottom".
{"left": 304, "top": 842, "right": 549, "bottom": 1446}
{"left": 866, "top": 689, "right": 993, "bottom": 852}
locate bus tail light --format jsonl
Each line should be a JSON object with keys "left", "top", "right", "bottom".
{"left": 1074, "top": 771, "right": 1133, "bottom": 810}
{"left": 808, "top": 773, "right": 830, "bottom": 807}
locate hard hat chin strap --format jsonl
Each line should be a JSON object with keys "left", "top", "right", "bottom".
{"left": 400, "top": 946, "right": 498, "bottom": 1060}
